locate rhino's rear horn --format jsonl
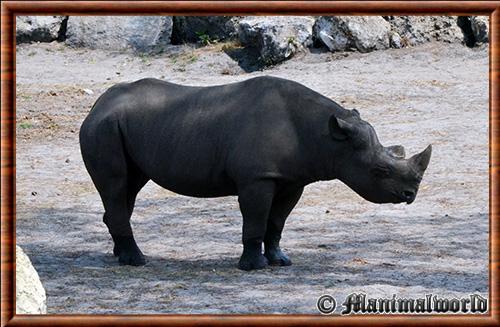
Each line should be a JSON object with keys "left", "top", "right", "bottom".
{"left": 387, "top": 145, "right": 406, "bottom": 159}
{"left": 409, "top": 144, "right": 432, "bottom": 172}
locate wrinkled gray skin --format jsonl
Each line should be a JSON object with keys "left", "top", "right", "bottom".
{"left": 79, "top": 76, "right": 432, "bottom": 271}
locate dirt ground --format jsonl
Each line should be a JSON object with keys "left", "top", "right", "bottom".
{"left": 15, "top": 41, "right": 489, "bottom": 314}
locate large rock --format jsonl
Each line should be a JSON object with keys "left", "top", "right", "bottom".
{"left": 383, "top": 16, "right": 463, "bottom": 47}
{"left": 16, "top": 16, "right": 66, "bottom": 44}
{"left": 172, "top": 16, "right": 241, "bottom": 44}
{"left": 16, "top": 246, "right": 46, "bottom": 314}
{"left": 313, "top": 16, "right": 391, "bottom": 53}
{"left": 238, "top": 16, "right": 315, "bottom": 65}
{"left": 66, "top": 16, "right": 173, "bottom": 52}
{"left": 471, "top": 16, "right": 489, "bottom": 44}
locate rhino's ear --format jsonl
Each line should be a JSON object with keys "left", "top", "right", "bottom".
{"left": 329, "top": 115, "right": 354, "bottom": 141}
{"left": 387, "top": 145, "right": 406, "bottom": 159}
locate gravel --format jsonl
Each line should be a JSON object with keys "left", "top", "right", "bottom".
{"left": 16, "top": 40, "right": 488, "bottom": 314}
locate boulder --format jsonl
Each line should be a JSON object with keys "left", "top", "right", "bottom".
{"left": 238, "top": 16, "right": 315, "bottom": 65}
{"left": 172, "top": 16, "right": 241, "bottom": 44}
{"left": 313, "top": 16, "right": 391, "bottom": 53}
{"left": 16, "top": 246, "right": 47, "bottom": 314}
{"left": 471, "top": 16, "right": 489, "bottom": 44}
{"left": 16, "top": 16, "right": 66, "bottom": 44}
{"left": 65, "top": 16, "right": 173, "bottom": 52}
{"left": 383, "top": 16, "right": 463, "bottom": 47}
{"left": 389, "top": 31, "right": 403, "bottom": 48}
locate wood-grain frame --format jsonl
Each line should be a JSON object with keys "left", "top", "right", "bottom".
{"left": 1, "top": 1, "right": 498, "bottom": 326}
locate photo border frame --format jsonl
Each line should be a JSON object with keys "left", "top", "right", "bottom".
{"left": 1, "top": 1, "right": 498, "bottom": 326}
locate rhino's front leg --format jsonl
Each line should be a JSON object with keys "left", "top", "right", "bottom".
{"left": 264, "top": 186, "right": 304, "bottom": 266}
{"left": 237, "top": 180, "right": 276, "bottom": 271}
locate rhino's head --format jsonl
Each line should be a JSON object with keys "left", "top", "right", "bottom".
{"left": 330, "top": 109, "right": 432, "bottom": 204}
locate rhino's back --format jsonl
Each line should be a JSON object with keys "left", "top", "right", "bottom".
{"left": 81, "top": 76, "right": 341, "bottom": 196}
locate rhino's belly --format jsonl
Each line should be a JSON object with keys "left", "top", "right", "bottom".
{"left": 150, "top": 173, "right": 238, "bottom": 198}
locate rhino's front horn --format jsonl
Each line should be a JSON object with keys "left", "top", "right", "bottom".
{"left": 409, "top": 145, "right": 432, "bottom": 172}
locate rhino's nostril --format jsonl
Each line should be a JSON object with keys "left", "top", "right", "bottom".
{"left": 403, "top": 190, "right": 415, "bottom": 199}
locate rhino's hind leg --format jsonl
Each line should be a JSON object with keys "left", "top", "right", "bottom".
{"left": 237, "top": 181, "right": 276, "bottom": 271}
{"left": 106, "top": 169, "right": 149, "bottom": 265}
{"left": 81, "top": 119, "right": 149, "bottom": 266}
{"left": 264, "top": 187, "right": 304, "bottom": 266}
{"left": 97, "top": 165, "right": 149, "bottom": 266}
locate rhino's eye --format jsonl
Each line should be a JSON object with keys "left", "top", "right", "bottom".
{"left": 372, "top": 166, "right": 391, "bottom": 178}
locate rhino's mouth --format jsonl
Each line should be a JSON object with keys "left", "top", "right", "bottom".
{"left": 403, "top": 190, "right": 416, "bottom": 204}
{"left": 391, "top": 191, "right": 415, "bottom": 204}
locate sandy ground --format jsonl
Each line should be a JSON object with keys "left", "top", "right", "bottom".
{"left": 15, "top": 41, "right": 489, "bottom": 314}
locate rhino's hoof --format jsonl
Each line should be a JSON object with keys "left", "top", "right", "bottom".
{"left": 238, "top": 254, "right": 268, "bottom": 271}
{"left": 118, "top": 248, "right": 146, "bottom": 266}
{"left": 265, "top": 250, "right": 292, "bottom": 266}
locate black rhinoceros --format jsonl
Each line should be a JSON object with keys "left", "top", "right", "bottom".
{"left": 80, "top": 76, "right": 432, "bottom": 270}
